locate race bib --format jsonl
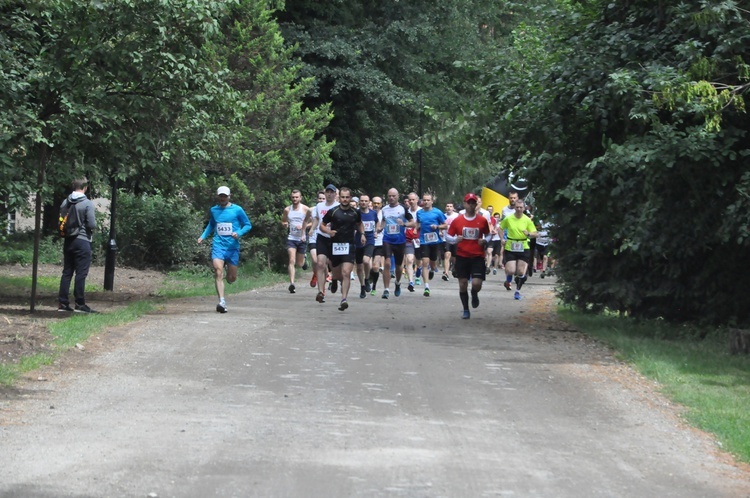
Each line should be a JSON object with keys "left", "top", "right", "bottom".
{"left": 217, "top": 222, "right": 233, "bottom": 236}
{"left": 424, "top": 232, "right": 438, "bottom": 243}
{"left": 363, "top": 220, "right": 376, "bottom": 232}
{"left": 413, "top": 239, "right": 421, "bottom": 248}
{"left": 386, "top": 223, "right": 400, "bottom": 235}
{"left": 290, "top": 223, "right": 303, "bottom": 237}
{"left": 332, "top": 243, "right": 350, "bottom": 255}
{"left": 462, "top": 227, "right": 479, "bottom": 240}
{"left": 511, "top": 241, "right": 525, "bottom": 252}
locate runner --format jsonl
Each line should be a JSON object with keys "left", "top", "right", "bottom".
{"left": 441, "top": 201, "right": 459, "bottom": 281}
{"left": 446, "top": 193, "right": 490, "bottom": 319}
{"left": 415, "top": 192, "right": 447, "bottom": 297}
{"left": 404, "top": 192, "right": 422, "bottom": 292}
{"left": 500, "top": 198, "right": 538, "bottom": 300}
{"left": 197, "top": 186, "right": 253, "bottom": 313}
{"left": 281, "top": 189, "right": 312, "bottom": 293}
{"left": 320, "top": 187, "right": 364, "bottom": 311}
{"left": 369, "top": 195, "right": 385, "bottom": 296}
{"left": 490, "top": 212, "right": 504, "bottom": 274}
{"left": 306, "top": 191, "right": 326, "bottom": 289}
{"left": 310, "top": 184, "right": 339, "bottom": 303}
{"left": 355, "top": 193, "right": 377, "bottom": 298}
{"left": 379, "top": 188, "right": 413, "bottom": 299}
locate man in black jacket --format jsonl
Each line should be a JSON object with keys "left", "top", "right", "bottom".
{"left": 58, "top": 178, "right": 98, "bottom": 313}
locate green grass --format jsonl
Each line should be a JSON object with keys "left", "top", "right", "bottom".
{"left": 561, "top": 309, "right": 750, "bottom": 464}
{"left": 0, "top": 262, "right": 287, "bottom": 386}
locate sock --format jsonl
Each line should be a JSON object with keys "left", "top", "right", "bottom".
{"left": 370, "top": 270, "right": 379, "bottom": 289}
{"left": 416, "top": 267, "right": 422, "bottom": 278}
{"left": 518, "top": 275, "right": 527, "bottom": 290}
{"left": 506, "top": 275, "right": 513, "bottom": 283}
{"left": 219, "top": 298, "right": 226, "bottom": 305}
{"left": 459, "top": 291, "right": 469, "bottom": 310}
{"left": 425, "top": 283, "right": 430, "bottom": 290}
{"left": 471, "top": 290, "right": 478, "bottom": 301}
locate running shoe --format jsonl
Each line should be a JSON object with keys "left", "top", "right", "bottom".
{"left": 394, "top": 283, "right": 402, "bottom": 297}
{"left": 365, "top": 280, "right": 371, "bottom": 293}
{"left": 216, "top": 303, "right": 228, "bottom": 313}
{"left": 339, "top": 299, "right": 349, "bottom": 311}
{"left": 407, "top": 282, "right": 415, "bottom": 292}
{"left": 58, "top": 303, "right": 74, "bottom": 312}
{"left": 310, "top": 274, "right": 317, "bottom": 287}
{"left": 415, "top": 277, "right": 421, "bottom": 286}
{"left": 492, "top": 268, "right": 497, "bottom": 275}
{"left": 316, "top": 291, "right": 325, "bottom": 303}
{"left": 330, "top": 279, "right": 338, "bottom": 294}
{"left": 75, "top": 304, "right": 97, "bottom": 314}
{"left": 382, "top": 289, "right": 390, "bottom": 299}
{"left": 462, "top": 310, "right": 470, "bottom": 319}
{"left": 514, "top": 290, "right": 521, "bottom": 300}
{"left": 360, "top": 285, "right": 367, "bottom": 299}
{"left": 485, "top": 267, "right": 491, "bottom": 275}
{"left": 371, "top": 288, "right": 377, "bottom": 296}
{"left": 428, "top": 270, "right": 434, "bottom": 281}
{"left": 504, "top": 280, "right": 512, "bottom": 291}
{"left": 302, "top": 256, "right": 308, "bottom": 271}
{"left": 471, "top": 293, "right": 479, "bottom": 309}
{"left": 423, "top": 288, "right": 430, "bottom": 297}
{"left": 442, "top": 273, "right": 450, "bottom": 282}
{"left": 288, "top": 283, "right": 296, "bottom": 294}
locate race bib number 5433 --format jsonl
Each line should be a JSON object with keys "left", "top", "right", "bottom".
{"left": 217, "top": 222, "right": 233, "bottom": 236}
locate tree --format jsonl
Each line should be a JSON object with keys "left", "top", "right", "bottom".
{"left": 473, "top": 0, "right": 750, "bottom": 325}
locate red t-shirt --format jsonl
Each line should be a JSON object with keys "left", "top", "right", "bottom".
{"left": 448, "top": 214, "right": 490, "bottom": 258}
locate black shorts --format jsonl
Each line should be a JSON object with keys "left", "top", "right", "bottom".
{"left": 373, "top": 245, "right": 385, "bottom": 257}
{"left": 421, "top": 244, "right": 440, "bottom": 262}
{"left": 329, "top": 242, "right": 356, "bottom": 267}
{"left": 444, "top": 242, "right": 456, "bottom": 254}
{"left": 286, "top": 239, "right": 307, "bottom": 253}
{"left": 491, "top": 240, "right": 503, "bottom": 253}
{"left": 384, "top": 242, "right": 406, "bottom": 266}
{"left": 536, "top": 244, "right": 549, "bottom": 257}
{"left": 454, "top": 256, "right": 486, "bottom": 280}
{"left": 356, "top": 244, "right": 375, "bottom": 264}
{"left": 503, "top": 249, "right": 530, "bottom": 265}
{"left": 316, "top": 236, "right": 332, "bottom": 259}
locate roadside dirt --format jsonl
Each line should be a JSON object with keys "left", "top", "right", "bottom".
{"left": 0, "top": 264, "right": 165, "bottom": 366}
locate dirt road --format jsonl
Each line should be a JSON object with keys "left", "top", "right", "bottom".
{"left": 1, "top": 273, "right": 748, "bottom": 497}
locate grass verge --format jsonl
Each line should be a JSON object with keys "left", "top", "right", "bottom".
{"left": 0, "top": 264, "right": 287, "bottom": 386}
{"left": 561, "top": 309, "right": 750, "bottom": 464}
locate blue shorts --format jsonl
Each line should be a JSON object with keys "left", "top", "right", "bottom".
{"left": 286, "top": 239, "right": 307, "bottom": 253}
{"left": 212, "top": 245, "right": 240, "bottom": 266}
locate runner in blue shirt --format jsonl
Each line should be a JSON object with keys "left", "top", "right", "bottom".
{"left": 416, "top": 193, "right": 447, "bottom": 297}
{"left": 198, "top": 186, "right": 253, "bottom": 313}
{"left": 355, "top": 193, "right": 378, "bottom": 299}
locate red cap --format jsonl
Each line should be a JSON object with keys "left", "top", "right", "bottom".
{"left": 464, "top": 193, "right": 478, "bottom": 202}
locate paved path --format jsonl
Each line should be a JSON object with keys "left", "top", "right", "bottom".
{"left": 1, "top": 273, "right": 749, "bottom": 497}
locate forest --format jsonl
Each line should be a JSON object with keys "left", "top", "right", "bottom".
{"left": 1, "top": 0, "right": 748, "bottom": 326}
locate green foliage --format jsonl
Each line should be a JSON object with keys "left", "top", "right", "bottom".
{"left": 115, "top": 191, "right": 205, "bottom": 269}
{"left": 277, "top": 0, "right": 505, "bottom": 199}
{"left": 473, "top": 0, "right": 750, "bottom": 326}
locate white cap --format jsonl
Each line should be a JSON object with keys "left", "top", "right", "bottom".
{"left": 217, "top": 186, "right": 230, "bottom": 196}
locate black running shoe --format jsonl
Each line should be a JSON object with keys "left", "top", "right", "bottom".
{"left": 442, "top": 273, "right": 449, "bottom": 281}
{"left": 360, "top": 285, "right": 366, "bottom": 299}
{"left": 316, "top": 291, "right": 325, "bottom": 303}
{"left": 288, "top": 283, "right": 296, "bottom": 294}
{"left": 504, "top": 281, "right": 512, "bottom": 291}
{"left": 216, "top": 303, "right": 227, "bottom": 313}
{"left": 471, "top": 293, "right": 479, "bottom": 309}
{"left": 407, "top": 282, "right": 415, "bottom": 292}
{"left": 339, "top": 299, "right": 349, "bottom": 311}
{"left": 75, "top": 304, "right": 97, "bottom": 314}
{"left": 428, "top": 270, "right": 434, "bottom": 281}
{"left": 365, "top": 280, "right": 371, "bottom": 293}
{"left": 58, "top": 303, "right": 74, "bottom": 312}
{"left": 330, "top": 279, "right": 338, "bottom": 294}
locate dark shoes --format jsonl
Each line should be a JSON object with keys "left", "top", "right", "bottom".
{"left": 58, "top": 303, "right": 74, "bottom": 312}
{"left": 75, "top": 304, "right": 97, "bottom": 314}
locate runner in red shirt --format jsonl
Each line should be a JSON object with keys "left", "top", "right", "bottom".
{"left": 446, "top": 193, "right": 490, "bottom": 319}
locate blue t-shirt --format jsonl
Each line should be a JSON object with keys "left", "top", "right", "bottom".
{"left": 200, "top": 203, "right": 253, "bottom": 251}
{"left": 417, "top": 208, "right": 447, "bottom": 245}
{"left": 356, "top": 209, "right": 378, "bottom": 247}
{"left": 381, "top": 204, "right": 411, "bottom": 245}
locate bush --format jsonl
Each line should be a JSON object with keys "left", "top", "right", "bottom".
{"left": 115, "top": 192, "right": 205, "bottom": 269}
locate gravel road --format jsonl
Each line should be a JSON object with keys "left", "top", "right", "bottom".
{"left": 1, "top": 273, "right": 748, "bottom": 497}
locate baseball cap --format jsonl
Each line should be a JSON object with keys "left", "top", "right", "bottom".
{"left": 464, "top": 193, "right": 478, "bottom": 202}
{"left": 325, "top": 184, "right": 336, "bottom": 192}
{"left": 217, "top": 186, "right": 230, "bottom": 196}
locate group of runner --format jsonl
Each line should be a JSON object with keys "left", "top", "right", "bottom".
{"left": 200, "top": 185, "right": 546, "bottom": 318}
